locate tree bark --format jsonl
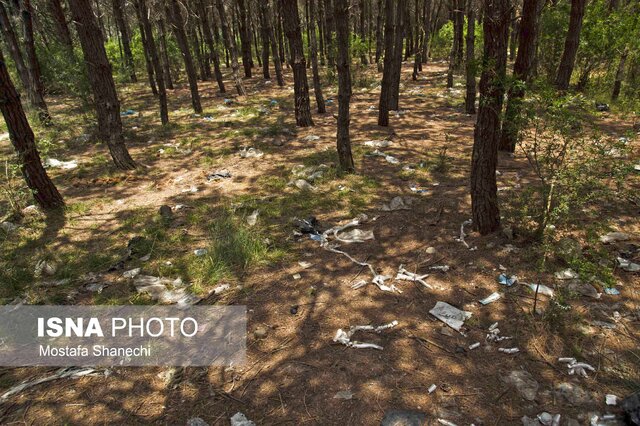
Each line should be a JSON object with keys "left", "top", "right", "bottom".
{"left": 158, "top": 18, "right": 174, "bottom": 90}
{"left": 134, "top": 0, "right": 168, "bottom": 124}
{"left": 195, "top": 0, "right": 224, "bottom": 92}
{"left": 20, "top": 0, "right": 50, "bottom": 123}
{"left": 359, "top": 0, "right": 369, "bottom": 64}
{"left": 0, "top": 51, "right": 63, "bottom": 209}
{"left": 378, "top": 0, "right": 396, "bottom": 126}
{"left": 464, "top": 0, "right": 476, "bottom": 114}
{"left": 470, "top": 0, "right": 509, "bottom": 235}
{"left": 334, "top": 0, "right": 354, "bottom": 172}
{"left": 136, "top": 14, "right": 158, "bottom": 95}
{"left": 323, "top": 0, "right": 334, "bottom": 66}
{"left": 421, "top": 0, "right": 433, "bottom": 65}
{"left": 281, "top": 0, "right": 314, "bottom": 127}
{"left": 611, "top": 48, "right": 627, "bottom": 101}
{"left": 309, "top": 0, "right": 325, "bottom": 113}
{"left": 237, "top": 0, "right": 253, "bottom": 77}
{"left": 47, "top": 0, "right": 73, "bottom": 49}
{"left": 374, "top": 0, "right": 383, "bottom": 70}
{"left": 111, "top": 0, "right": 136, "bottom": 82}
{"left": 166, "top": 0, "right": 202, "bottom": 113}
{"left": 68, "top": 0, "right": 136, "bottom": 169}
{"left": 215, "top": 0, "right": 246, "bottom": 95}
{"left": 260, "top": 0, "right": 284, "bottom": 86}
{"left": 554, "top": 0, "right": 586, "bottom": 90}
{"left": 389, "top": 0, "right": 404, "bottom": 110}
{"left": 499, "top": 0, "right": 541, "bottom": 152}
{"left": 258, "top": 0, "right": 270, "bottom": 79}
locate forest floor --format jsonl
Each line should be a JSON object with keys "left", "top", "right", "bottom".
{"left": 0, "top": 61, "right": 639, "bottom": 425}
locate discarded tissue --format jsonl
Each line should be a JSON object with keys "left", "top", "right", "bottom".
{"left": 333, "top": 320, "right": 398, "bottom": 350}
{"left": 429, "top": 301, "right": 472, "bottom": 332}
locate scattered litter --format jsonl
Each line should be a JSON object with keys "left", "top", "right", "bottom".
{"left": 528, "top": 283, "right": 555, "bottom": 297}
{"left": 456, "top": 219, "right": 477, "bottom": 250}
{"left": 409, "top": 183, "right": 429, "bottom": 194}
{"left": 295, "top": 217, "right": 321, "bottom": 235}
{"left": 298, "top": 261, "right": 312, "bottom": 269}
{"left": 606, "top": 394, "right": 618, "bottom": 406}
{"left": 486, "top": 322, "right": 512, "bottom": 342}
{"left": 469, "top": 342, "right": 480, "bottom": 350}
{"left": 600, "top": 232, "right": 630, "bottom": 244}
{"left": 617, "top": 257, "right": 640, "bottom": 272}
{"left": 367, "top": 149, "right": 400, "bottom": 164}
{"left": 34, "top": 260, "right": 56, "bottom": 277}
{"left": 122, "top": 268, "right": 141, "bottom": 279}
{"left": 333, "top": 390, "right": 354, "bottom": 400}
{"left": 120, "top": 109, "right": 137, "bottom": 116}
{"left": 213, "top": 283, "right": 230, "bottom": 295}
{"left": 555, "top": 269, "right": 579, "bottom": 280}
{"left": 45, "top": 158, "right": 78, "bottom": 169}
{"left": 567, "top": 281, "right": 601, "bottom": 299}
{"left": 604, "top": 287, "right": 620, "bottom": 295}
{"left": 187, "top": 418, "right": 209, "bottom": 426}
{"left": 498, "top": 274, "right": 518, "bottom": 286}
{"left": 181, "top": 186, "right": 199, "bottom": 193}
{"left": 1, "top": 221, "right": 18, "bottom": 233}
{"left": 634, "top": 164, "right": 640, "bottom": 172}
{"left": 595, "top": 102, "right": 610, "bottom": 112}
{"left": 430, "top": 265, "right": 450, "bottom": 272}
{"left": 207, "top": 169, "right": 231, "bottom": 180}
{"left": 230, "top": 412, "right": 255, "bottom": 426}
{"left": 537, "top": 412, "right": 561, "bottom": 426}
{"left": 350, "top": 279, "right": 368, "bottom": 289}
{"left": 498, "top": 347, "right": 520, "bottom": 354}
{"left": 0, "top": 368, "right": 103, "bottom": 402}
{"left": 395, "top": 264, "right": 431, "bottom": 288}
{"left": 301, "top": 135, "right": 320, "bottom": 142}
{"left": 246, "top": 210, "right": 259, "bottom": 226}
{"left": 293, "top": 179, "right": 316, "bottom": 191}
{"left": 479, "top": 292, "right": 501, "bottom": 305}
{"left": 364, "top": 140, "right": 392, "bottom": 148}
{"left": 558, "top": 357, "right": 596, "bottom": 377}
{"left": 238, "top": 147, "right": 264, "bottom": 158}
{"left": 194, "top": 248, "right": 208, "bottom": 256}
{"left": 336, "top": 228, "right": 374, "bottom": 243}
{"left": 291, "top": 164, "right": 329, "bottom": 182}
{"left": 428, "top": 384, "right": 437, "bottom": 393}
{"left": 380, "top": 196, "right": 415, "bottom": 211}
{"left": 429, "top": 301, "right": 471, "bottom": 332}
{"left": 436, "top": 419, "right": 458, "bottom": 426}
{"left": 133, "top": 275, "right": 205, "bottom": 309}
{"left": 292, "top": 273, "right": 301, "bottom": 280}
{"left": 332, "top": 320, "right": 398, "bottom": 350}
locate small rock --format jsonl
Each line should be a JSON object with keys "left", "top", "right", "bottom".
{"left": 253, "top": 326, "right": 268, "bottom": 339}
{"left": 600, "top": 232, "right": 630, "bottom": 244}
{"left": 380, "top": 409, "right": 427, "bottom": 426}
{"left": 159, "top": 205, "right": 173, "bottom": 221}
{"left": 503, "top": 370, "right": 539, "bottom": 401}
{"left": 567, "top": 281, "right": 600, "bottom": 299}
{"left": 290, "top": 305, "right": 299, "bottom": 315}
{"left": 440, "top": 326, "right": 455, "bottom": 337}
{"left": 230, "top": 412, "right": 255, "bottom": 426}
{"left": 502, "top": 226, "right": 514, "bottom": 240}
{"left": 555, "top": 382, "right": 593, "bottom": 405}
{"left": 426, "top": 246, "right": 437, "bottom": 255}
{"left": 186, "top": 418, "right": 209, "bottom": 426}
{"left": 521, "top": 416, "right": 539, "bottom": 426}
{"left": 333, "top": 390, "right": 354, "bottom": 400}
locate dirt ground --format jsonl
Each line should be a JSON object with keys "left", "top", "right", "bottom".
{"left": 0, "top": 61, "right": 639, "bottom": 425}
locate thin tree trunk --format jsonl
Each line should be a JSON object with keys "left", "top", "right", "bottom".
{"left": 374, "top": 0, "right": 383, "bottom": 70}
{"left": 189, "top": 23, "right": 208, "bottom": 81}
{"left": 389, "top": 0, "right": 405, "bottom": 111}
{"left": 334, "top": 0, "right": 354, "bottom": 172}
{"left": 611, "top": 48, "right": 628, "bottom": 101}
{"left": 359, "top": 0, "right": 369, "bottom": 64}
{"left": 158, "top": 19, "right": 174, "bottom": 90}
{"left": 136, "top": 14, "right": 158, "bottom": 95}
{"left": 554, "top": 0, "right": 586, "bottom": 90}
{"left": 215, "top": 0, "right": 246, "bottom": 95}
{"left": 166, "top": 0, "right": 202, "bottom": 113}
{"left": 68, "top": 0, "right": 136, "bottom": 170}
{"left": 0, "top": 50, "right": 63, "bottom": 209}
{"left": 323, "top": 0, "right": 334, "bottom": 66}
{"left": 499, "top": 0, "right": 540, "bottom": 152}
{"left": 421, "top": 0, "right": 432, "bottom": 64}
{"left": 47, "top": 0, "right": 73, "bottom": 49}
{"left": 464, "top": 0, "right": 476, "bottom": 114}
{"left": 470, "top": 0, "right": 510, "bottom": 235}
{"left": 134, "top": 0, "right": 168, "bottom": 124}
{"left": 237, "top": 0, "right": 253, "bottom": 77}
{"left": 20, "top": 0, "right": 50, "bottom": 123}
{"left": 111, "top": 0, "right": 136, "bottom": 82}
{"left": 309, "top": 0, "right": 325, "bottom": 113}
{"left": 261, "top": 0, "right": 284, "bottom": 86}
{"left": 196, "top": 0, "right": 225, "bottom": 92}
{"left": 282, "top": 0, "right": 314, "bottom": 126}
{"left": 259, "top": 0, "right": 270, "bottom": 79}
{"left": 378, "top": 0, "right": 396, "bottom": 126}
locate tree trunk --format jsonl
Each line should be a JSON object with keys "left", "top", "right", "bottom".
{"left": 281, "top": 0, "right": 314, "bottom": 127}
{"left": 378, "top": 0, "right": 396, "bottom": 126}
{"left": 0, "top": 51, "right": 63, "bottom": 209}
{"left": 158, "top": 19, "right": 174, "bottom": 90}
{"left": 166, "top": 0, "right": 202, "bottom": 113}
{"left": 499, "top": 0, "right": 541, "bottom": 152}
{"left": 334, "top": 0, "right": 354, "bottom": 172}
{"left": 470, "top": 0, "right": 509, "bottom": 235}
{"left": 374, "top": 0, "right": 384, "bottom": 70}
{"left": 258, "top": 0, "right": 270, "bottom": 79}
{"left": 611, "top": 48, "right": 627, "bottom": 101}
{"left": 68, "top": 0, "right": 136, "bottom": 170}
{"left": 447, "top": 0, "right": 464, "bottom": 87}
{"left": 359, "top": 0, "right": 369, "bottom": 64}
{"left": 422, "top": 0, "right": 434, "bottom": 64}
{"left": 260, "top": 1, "right": 284, "bottom": 86}
{"left": 237, "top": 0, "right": 253, "bottom": 77}
{"left": 554, "top": 0, "right": 586, "bottom": 90}
{"left": 111, "top": 0, "right": 136, "bottom": 82}
{"left": 136, "top": 14, "right": 158, "bottom": 95}
{"left": 309, "top": 0, "right": 325, "bottom": 113}
{"left": 389, "top": 0, "right": 404, "bottom": 110}
{"left": 215, "top": 0, "right": 246, "bottom": 95}
{"left": 47, "top": 0, "right": 73, "bottom": 49}
{"left": 20, "top": 0, "right": 50, "bottom": 123}
{"left": 323, "top": 0, "right": 334, "bottom": 66}
{"left": 195, "top": 0, "right": 225, "bottom": 92}
{"left": 189, "top": 23, "right": 208, "bottom": 81}
{"left": 134, "top": 0, "right": 168, "bottom": 124}
{"left": 464, "top": 0, "right": 476, "bottom": 114}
